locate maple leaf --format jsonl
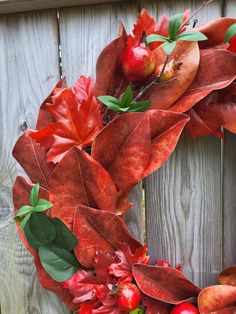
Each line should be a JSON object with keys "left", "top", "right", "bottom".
{"left": 30, "top": 76, "right": 103, "bottom": 163}
{"left": 94, "top": 251, "right": 116, "bottom": 284}
{"left": 109, "top": 244, "right": 149, "bottom": 283}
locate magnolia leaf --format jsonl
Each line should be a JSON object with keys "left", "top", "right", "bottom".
{"left": 30, "top": 183, "right": 39, "bottom": 207}
{"left": 20, "top": 213, "right": 31, "bottom": 230}
{"left": 145, "top": 34, "right": 169, "bottom": 45}
{"left": 39, "top": 243, "right": 80, "bottom": 282}
{"left": 176, "top": 30, "right": 207, "bottom": 41}
{"left": 15, "top": 205, "right": 33, "bottom": 218}
{"left": 219, "top": 265, "right": 236, "bottom": 286}
{"left": 29, "top": 212, "right": 56, "bottom": 244}
{"left": 224, "top": 23, "right": 236, "bottom": 43}
{"left": 34, "top": 199, "right": 53, "bottom": 212}
{"left": 120, "top": 85, "right": 133, "bottom": 107}
{"left": 168, "top": 13, "right": 184, "bottom": 39}
{"left": 52, "top": 218, "right": 78, "bottom": 251}
{"left": 163, "top": 41, "right": 177, "bottom": 55}
{"left": 24, "top": 221, "right": 41, "bottom": 249}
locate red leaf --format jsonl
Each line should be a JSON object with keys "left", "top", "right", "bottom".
{"left": 92, "top": 112, "right": 151, "bottom": 194}
{"left": 36, "top": 78, "right": 67, "bottom": 130}
{"left": 34, "top": 255, "right": 78, "bottom": 310}
{"left": 12, "top": 130, "right": 54, "bottom": 190}
{"left": 155, "top": 260, "right": 182, "bottom": 272}
{"left": 132, "top": 9, "right": 157, "bottom": 43}
{"left": 94, "top": 23, "right": 127, "bottom": 98}
{"left": 186, "top": 83, "right": 236, "bottom": 139}
{"left": 228, "top": 36, "right": 236, "bottom": 53}
{"left": 132, "top": 264, "right": 200, "bottom": 305}
{"left": 13, "top": 176, "right": 48, "bottom": 256}
{"left": 198, "top": 285, "right": 236, "bottom": 314}
{"left": 142, "top": 294, "right": 171, "bottom": 314}
{"left": 144, "top": 110, "right": 189, "bottom": 177}
{"left": 30, "top": 76, "right": 103, "bottom": 163}
{"left": 170, "top": 50, "right": 236, "bottom": 113}
{"left": 148, "top": 41, "right": 200, "bottom": 110}
{"left": 49, "top": 147, "right": 117, "bottom": 229}
{"left": 73, "top": 205, "right": 142, "bottom": 268}
{"left": 94, "top": 251, "right": 116, "bottom": 284}
{"left": 196, "top": 18, "right": 236, "bottom": 49}
{"left": 219, "top": 265, "right": 236, "bottom": 287}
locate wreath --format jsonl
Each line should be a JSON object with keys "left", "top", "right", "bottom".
{"left": 12, "top": 1, "right": 236, "bottom": 313}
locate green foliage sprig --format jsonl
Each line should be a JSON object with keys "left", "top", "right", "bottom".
{"left": 224, "top": 23, "right": 236, "bottom": 43}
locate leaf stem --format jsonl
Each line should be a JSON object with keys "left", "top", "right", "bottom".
{"left": 133, "top": 55, "right": 169, "bottom": 102}
{"left": 182, "top": 0, "right": 214, "bottom": 28}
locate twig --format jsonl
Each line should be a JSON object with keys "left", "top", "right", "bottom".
{"left": 133, "top": 55, "right": 169, "bottom": 102}
{"left": 182, "top": 0, "right": 215, "bottom": 28}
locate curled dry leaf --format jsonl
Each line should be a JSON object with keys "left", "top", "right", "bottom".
{"left": 13, "top": 176, "right": 48, "bottom": 256}
{"left": 147, "top": 41, "right": 200, "bottom": 110}
{"left": 12, "top": 130, "right": 54, "bottom": 190}
{"left": 219, "top": 265, "right": 236, "bottom": 287}
{"left": 94, "top": 23, "right": 127, "bottom": 98}
{"left": 196, "top": 18, "right": 236, "bottom": 49}
{"left": 49, "top": 147, "right": 117, "bottom": 229}
{"left": 170, "top": 50, "right": 236, "bottom": 113}
{"left": 73, "top": 205, "right": 143, "bottom": 268}
{"left": 132, "top": 264, "right": 200, "bottom": 305}
{"left": 31, "top": 76, "right": 103, "bottom": 163}
{"left": 198, "top": 285, "right": 236, "bottom": 314}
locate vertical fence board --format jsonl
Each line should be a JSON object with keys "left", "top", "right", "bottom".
{"left": 143, "top": 0, "right": 222, "bottom": 287}
{"left": 59, "top": 2, "right": 145, "bottom": 241}
{"left": 223, "top": 0, "right": 236, "bottom": 269}
{"left": 0, "top": 10, "right": 69, "bottom": 314}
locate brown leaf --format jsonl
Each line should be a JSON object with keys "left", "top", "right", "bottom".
{"left": 170, "top": 50, "right": 236, "bottom": 113}
{"left": 219, "top": 266, "right": 236, "bottom": 287}
{"left": 73, "top": 205, "right": 143, "bottom": 268}
{"left": 13, "top": 130, "right": 54, "bottom": 190}
{"left": 132, "top": 264, "right": 200, "bottom": 305}
{"left": 198, "top": 285, "right": 236, "bottom": 314}
{"left": 147, "top": 41, "right": 200, "bottom": 110}
{"left": 49, "top": 147, "right": 117, "bottom": 229}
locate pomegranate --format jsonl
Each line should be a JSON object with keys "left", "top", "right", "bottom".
{"left": 113, "top": 283, "right": 141, "bottom": 311}
{"left": 121, "top": 46, "right": 156, "bottom": 83}
{"left": 155, "top": 59, "right": 175, "bottom": 82}
{"left": 170, "top": 302, "right": 199, "bottom": 314}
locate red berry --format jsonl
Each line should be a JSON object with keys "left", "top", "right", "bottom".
{"left": 121, "top": 46, "right": 156, "bottom": 83}
{"left": 170, "top": 302, "right": 199, "bottom": 314}
{"left": 114, "top": 283, "right": 141, "bottom": 311}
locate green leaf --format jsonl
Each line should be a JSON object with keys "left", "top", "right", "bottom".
{"left": 176, "top": 30, "right": 208, "bottom": 41}
{"left": 34, "top": 199, "right": 53, "bottom": 212}
{"left": 224, "top": 23, "right": 236, "bottom": 43}
{"left": 29, "top": 212, "right": 56, "bottom": 244}
{"left": 127, "top": 100, "right": 151, "bottom": 112}
{"left": 98, "top": 95, "right": 129, "bottom": 112}
{"left": 129, "top": 308, "right": 145, "bottom": 314}
{"left": 168, "top": 13, "right": 184, "bottom": 39}
{"left": 163, "top": 41, "right": 177, "bottom": 55}
{"left": 52, "top": 218, "right": 78, "bottom": 251}
{"left": 145, "top": 34, "right": 169, "bottom": 45}
{"left": 120, "top": 86, "right": 133, "bottom": 107}
{"left": 20, "top": 213, "right": 31, "bottom": 230}
{"left": 15, "top": 205, "right": 33, "bottom": 217}
{"left": 24, "top": 220, "right": 41, "bottom": 249}
{"left": 39, "top": 243, "right": 80, "bottom": 282}
{"left": 30, "top": 183, "right": 39, "bottom": 207}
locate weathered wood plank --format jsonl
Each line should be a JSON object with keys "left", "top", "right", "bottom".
{"left": 223, "top": 0, "right": 236, "bottom": 269}
{"left": 59, "top": 2, "right": 145, "bottom": 242}
{"left": 0, "top": 10, "right": 69, "bottom": 314}
{"left": 0, "top": 0, "right": 124, "bottom": 15}
{"left": 143, "top": 0, "right": 223, "bottom": 287}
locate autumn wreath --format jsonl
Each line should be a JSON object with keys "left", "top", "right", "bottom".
{"left": 12, "top": 2, "right": 236, "bottom": 314}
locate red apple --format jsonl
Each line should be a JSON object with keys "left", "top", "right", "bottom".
{"left": 121, "top": 45, "right": 156, "bottom": 82}
{"left": 170, "top": 302, "right": 199, "bottom": 314}
{"left": 114, "top": 283, "right": 141, "bottom": 311}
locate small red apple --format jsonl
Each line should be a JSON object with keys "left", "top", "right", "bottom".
{"left": 170, "top": 302, "right": 199, "bottom": 314}
{"left": 121, "top": 45, "right": 156, "bottom": 82}
{"left": 228, "top": 36, "right": 236, "bottom": 53}
{"left": 113, "top": 283, "right": 141, "bottom": 311}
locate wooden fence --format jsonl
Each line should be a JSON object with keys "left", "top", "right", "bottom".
{"left": 0, "top": 0, "right": 236, "bottom": 313}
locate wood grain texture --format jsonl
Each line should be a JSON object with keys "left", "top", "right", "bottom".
{"left": 59, "top": 2, "right": 145, "bottom": 241}
{"left": 0, "top": 10, "right": 69, "bottom": 314}
{"left": 0, "top": 0, "right": 124, "bottom": 15}
{"left": 223, "top": 0, "right": 236, "bottom": 269}
{"left": 143, "top": 0, "right": 223, "bottom": 287}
